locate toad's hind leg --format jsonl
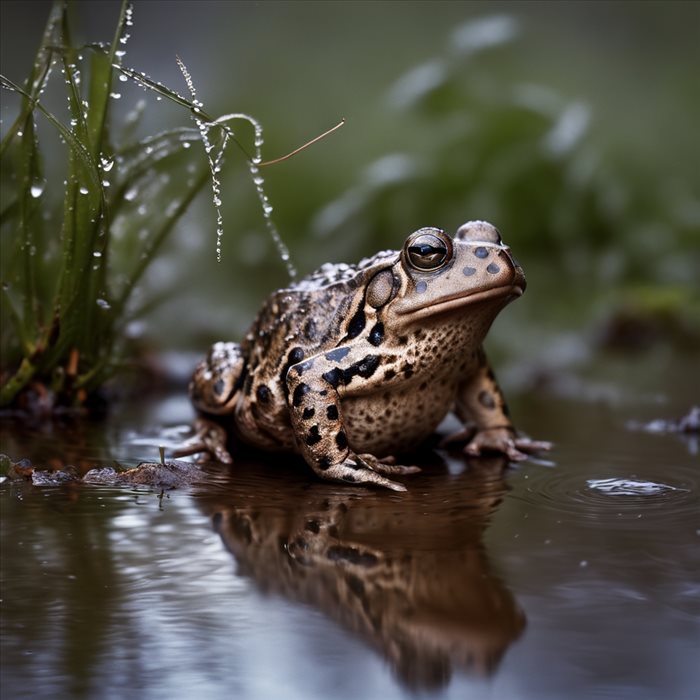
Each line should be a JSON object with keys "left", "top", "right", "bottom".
{"left": 174, "top": 342, "right": 245, "bottom": 464}
{"left": 190, "top": 342, "right": 245, "bottom": 416}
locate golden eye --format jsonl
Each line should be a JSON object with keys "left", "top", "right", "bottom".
{"left": 404, "top": 230, "right": 452, "bottom": 271}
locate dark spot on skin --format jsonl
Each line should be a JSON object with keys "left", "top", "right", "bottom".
{"left": 325, "top": 346, "right": 351, "bottom": 362}
{"left": 289, "top": 347, "right": 305, "bottom": 364}
{"left": 343, "top": 355, "right": 381, "bottom": 384}
{"left": 346, "top": 307, "right": 366, "bottom": 339}
{"left": 478, "top": 390, "right": 496, "bottom": 409}
{"left": 281, "top": 348, "right": 305, "bottom": 396}
{"left": 419, "top": 381, "right": 427, "bottom": 390}
{"left": 401, "top": 363, "right": 414, "bottom": 379}
{"left": 336, "top": 431, "right": 348, "bottom": 450}
{"left": 306, "top": 425, "right": 322, "bottom": 446}
{"left": 317, "top": 456, "right": 332, "bottom": 471}
{"left": 463, "top": 266, "right": 477, "bottom": 276}
{"left": 416, "top": 280, "right": 427, "bottom": 293}
{"left": 302, "top": 406, "right": 315, "bottom": 420}
{"left": 213, "top": 379, "right": 225, "bottom": 396}
{"left": 319, "top": 390, "right": 328, "bottom": 396}
{"left": 326, "top": 546, "right": 379, "bottom": 567}
{"left": 384, "top": 369, "right": 396, "bottom": 380}
{"left": 326, "top": 405, "right": 339, "bottom": 420}
{"left": 304, "top": 519, "right": 320, "bottom": 534}
{"left": 475, "top": 247, "right": 489, "bottom": 259}
{"left": 369, "top": 322, "right": 384, "bottom": 346}
{"left": 486, "top": 262, "right": 500, "bottom": 274}
{"left": 322, "top": 368, "right": 344, "bottom": 389}
{"left": 292, "top": 383, "right": 310, "bottom": 407}
{"left": 256, "top": 384, "right": 271, "bottom": 403}
{"left": 342, "top": 474, "right": 357, "bottom": 482}
{"left": 415, "top": 329, "right": 425, "bottom": 339}
{"left": 398, "top": 335, "right": 409, "bottom": 345}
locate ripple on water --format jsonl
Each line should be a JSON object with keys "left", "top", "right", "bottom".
{"left": 512, "top": 467, "right": 698, "bottom": 529}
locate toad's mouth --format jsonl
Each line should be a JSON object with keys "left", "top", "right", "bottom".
{"left": 396, "top": 284, "right": 523, "bottom": 321}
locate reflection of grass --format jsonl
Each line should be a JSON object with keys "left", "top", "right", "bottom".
{"left": 0, "top": 1, "right": 285, "bottom": 408}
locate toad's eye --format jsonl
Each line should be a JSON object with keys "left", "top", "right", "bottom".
{"left": 405, "top": 230, "right": 452, "bottom": 271}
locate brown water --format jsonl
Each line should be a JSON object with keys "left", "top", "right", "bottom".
{"left": 1, "top": 362, "right": 698, "bottom": 700}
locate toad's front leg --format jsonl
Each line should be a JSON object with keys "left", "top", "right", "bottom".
{"left": 451, "top": 350, "right": 551, "bottom": 461}
{"left": 286, "top": 351, "right": 419, "bottom": 491}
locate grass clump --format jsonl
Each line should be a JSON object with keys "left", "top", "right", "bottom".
{"left": 0, "top": 1, "right": 290, "bottom": 410}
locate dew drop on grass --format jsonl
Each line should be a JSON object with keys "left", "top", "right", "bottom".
{"left": 119, "top": 74, "right": 128, "bottom": 82}
{"left": 30, "top": 181, "right": 45, "bottom": 198}
{"left": 79, "top": 186, "right": 89, "bottom": 195}
{"left": 110, "top": 92, "right": 121, "bottom": 100}
{"left": 96, "top": 298, "right": 111, "bottom": 310}
{"left": 124, "top": 186, "right": 138, "bottom": 201}
{"left": 100, "top": 157, "right": 114, "bottom": 172}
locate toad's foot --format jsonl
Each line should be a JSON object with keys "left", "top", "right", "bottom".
{"left": 461, "top": 426, "right": 552, "bottom": 462}
{"left": 356, "top": 453, "right": 421, "bottom": 476}
{"left": 441, "top": 426, "right": 551, "bottom": 461}
{"left": 172, "top": 418, "right": 233, "bottom": 464}
{"left": 320, "top": 453, "right": 420, "bottom": 492}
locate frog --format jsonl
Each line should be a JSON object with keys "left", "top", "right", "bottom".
{"left": 175, "top": 221, "right": 550, "bottom": 490}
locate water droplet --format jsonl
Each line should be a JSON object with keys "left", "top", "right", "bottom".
{"left": 79, "top": 186, "right": 89, "bottom": 195}
{"left": 124, "top": 186, "right": 138, "bottom": 201}
{"left": 96, "top": 298, "right": 111, "bottom": 310}
{"left": 119, "top": 74, "right": 128, "bottom": 82}
{"left": 30, "top": 181, "right": 45, "bottom": 198}
{"left": 100, "top": 157, "right": 114, "bottom": 172}
{"left": 110, "top": 92, "right": 121, "bottom": 99}
{"left": 93, "top": 251, "right": 102, "bottom": 258}
{"left": 182, "top": 142, "right": 191, "bottom": 149}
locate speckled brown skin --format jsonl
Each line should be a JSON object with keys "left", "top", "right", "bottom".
{"left": 177, "top": 221, "right": 550, "bottom": 490}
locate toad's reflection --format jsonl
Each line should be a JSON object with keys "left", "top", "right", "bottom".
{"left": 194, "top": 454, "right": 525, "bottom": 690}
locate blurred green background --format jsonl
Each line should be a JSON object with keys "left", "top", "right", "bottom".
{"left": 2, "top": 0, "right": 698, "bottom": 361}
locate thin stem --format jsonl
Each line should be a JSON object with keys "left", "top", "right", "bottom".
{"left": 259, "top": 118, "right": 345, "bottom": 167}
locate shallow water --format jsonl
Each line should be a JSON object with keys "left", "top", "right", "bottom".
{"left": 1, "top": 372, "right": 698, "bottom": 700}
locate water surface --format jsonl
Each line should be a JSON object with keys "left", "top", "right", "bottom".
{"left": 1, "top": 380, "right": 698, "bottom": 700}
